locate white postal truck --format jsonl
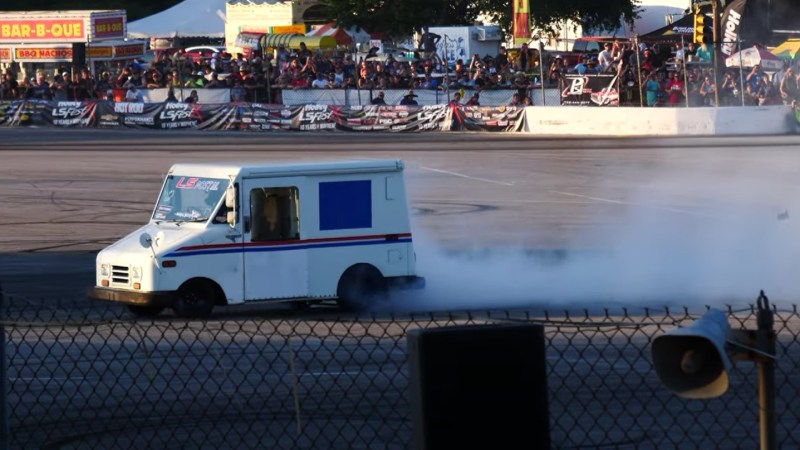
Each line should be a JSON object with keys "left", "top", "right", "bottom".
{"left": 88, "top": 159, "right": 425, "bottom": 317}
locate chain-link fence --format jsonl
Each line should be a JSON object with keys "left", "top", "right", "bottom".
{"left": 1, "top": 293, "right": 799, "bottom": 449}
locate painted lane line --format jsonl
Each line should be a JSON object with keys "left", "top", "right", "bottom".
{"left": 549, "top": 190, "right": 717, "bottom": 218}
{"left": 420, "top": 166, "right": 515, "bottom": 186}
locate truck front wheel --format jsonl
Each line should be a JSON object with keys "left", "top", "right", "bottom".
{"left": 336, "top": 264, "right": 387, "bottom": 312}
{"left": 173, "top": 279, "right": 215, "bottom": 319}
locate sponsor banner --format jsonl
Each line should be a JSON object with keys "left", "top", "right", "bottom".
{"left": 0, "top": 19, "right": 85, "bottom": 42}
{"left": 451, "top": 106, "right": 525, "bottom": 132}
{"left": 0, "top": 100, "right": 50, "bottom": 127}
{"left": 95, "top": 101, "right": 234, "bottom": 130}
{"left": 720, "top": 0, "right": 747, "bottom": 56}
{"left": 561, "top": 74, "right": 620, "bottom": 106}
{"left": 330, "top": 105, "right": 450, "bottom": 132}
{"left": 235, "top": 103, "right": 303, "bottom": 131}
{"left": 0, "top": 47, "right": 9, "bottom": 59}
{"left": 92, "top": 16, "right": 125, "bottom": 39}
{"left": 42, "top": 101, "right": 97, "bottom": 127}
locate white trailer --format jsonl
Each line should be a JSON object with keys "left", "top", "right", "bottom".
{"left": 88, "top": 159, "right": 424, "bottom": 317}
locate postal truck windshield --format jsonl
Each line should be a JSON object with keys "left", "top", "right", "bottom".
{"left": 153, "top": 175, "right": 227, "bottom": 222}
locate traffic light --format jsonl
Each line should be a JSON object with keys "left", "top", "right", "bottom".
{"left": 693, "top": 10, "right": 712, "bottom": 44}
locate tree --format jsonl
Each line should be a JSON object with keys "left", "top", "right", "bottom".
{"left": 322, "top": 0, "right": 640, "bottom": 40}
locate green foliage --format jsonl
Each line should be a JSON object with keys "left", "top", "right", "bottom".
{"left": 3, "top": 0, "right": 183, "bottom": 21}
{"left": 323, "top": 0, "right": 640, "bottom": 40}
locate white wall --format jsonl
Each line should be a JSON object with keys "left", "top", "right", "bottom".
{"left": 523, "top": 106, "right": 794, "bottom": 136}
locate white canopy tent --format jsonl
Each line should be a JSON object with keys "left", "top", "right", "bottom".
{"left": 128, "top": 0, "right": 226, "bottom": 38}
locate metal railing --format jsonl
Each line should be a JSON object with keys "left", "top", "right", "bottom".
{"left": 1, "top": 290, "right": 799, "bottom": 449}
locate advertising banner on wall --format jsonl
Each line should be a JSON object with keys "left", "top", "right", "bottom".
{"left": 451, "top": 106, "right": 525, "bottom": 131}
{"left": 94, "top": 101, "right": 234, "bottom": 130}
{"left": 561, "top": 74, "right": 620, "bottom": 106}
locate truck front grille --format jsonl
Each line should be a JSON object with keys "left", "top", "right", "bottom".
{"left": 111, "top": 265, "right": 130, "bottom": 284}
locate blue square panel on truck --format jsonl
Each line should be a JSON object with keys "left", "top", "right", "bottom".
{"left": 319, "top": 180, "right": 372, "bottom": 230}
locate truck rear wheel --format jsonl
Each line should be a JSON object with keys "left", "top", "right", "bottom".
{"left": 173, "top": 279, "right": 215, "bottom": 319}
{"left": 336, "top": 264, "right": 387, "bottom": 312}
{"left": 126, "top": 304, "right": 165, "bottom": 318}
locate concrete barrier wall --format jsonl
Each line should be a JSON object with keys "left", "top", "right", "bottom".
{"left": 523, "top": 106, "right": 793, "bottom": 136}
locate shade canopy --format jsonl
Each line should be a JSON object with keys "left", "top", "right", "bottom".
{"left": 725, "top": 45, "right": 784, "bottom": 71}
{"left": 639, "top": 14, "right": 694, "bottom": 42}
{"left": 772, "top": 38, "right": 800, "bottom": 60}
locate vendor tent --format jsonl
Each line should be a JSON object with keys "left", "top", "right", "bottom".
{"left": 306, "top": 23, "right": 374, "bottom": 47}
{"left": 772, "top": 38, "right": 800, "bottom": 60}
{"left": 128, "top": 0, "right": 225, "bottom": 38}
{"left": 639, "top": 14, "right": 694, "bottom": 42}
{"left": 307, "top": 22, "right": 353, "bottom": 46}
{"left": 725, "top": 45, "right": 784, "bottom": 71}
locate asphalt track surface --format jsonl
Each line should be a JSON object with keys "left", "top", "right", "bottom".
{"left": 2, "top": 130, "right": 800, "bottom": 448}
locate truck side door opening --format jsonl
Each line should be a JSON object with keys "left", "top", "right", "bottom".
{"left": 250, "top": 187, "right": 300, "bottom": 241}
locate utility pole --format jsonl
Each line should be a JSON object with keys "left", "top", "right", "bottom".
{"left": 712, "top": 0, "right": 720, "bottom": 106}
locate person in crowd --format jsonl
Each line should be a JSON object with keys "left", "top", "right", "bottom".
{"left": 495, "top": 46, "right": 508, "bottom": 72}
{"left": 448, "top": 91, "right": 462, "bottom": 106}
{"left": 465, "top": 92, "right": 480, "bottom": 106}
{"left": 720, "top": 71, "right": 740, "bottom": 106}
{"left": 399, "top": 89, "right": 418, "bottom": 105}
{"left": 105, "top": 89, "right": 115, "bottom": 102}
{"left": 508, "top": 92, "right": 522, "bottom": 106}
{"left": 51, "top": 72, "right": 73, "bottom": 101}
{"left": 419, "top": 26, "right": 441, "bottom": 59}
{"left": 699, "top": 74, "right": 716, "bottom": 106}
{"left": 598, "top": 43, "right": 613, "bottom": 71}
{"left": 780, "top": 67, "right": 797, "bottom": 105}
{"left": 27, "top": 71, "right": 52, "bottom": 100}
{"left": 665, "top": 71, "right": 685, "bottom": 107}
{"left": 644, "top": 71, "right": 661, "bottom": 106}
{"left": 230, "top": 80, "right": 246, "bottom": 102}
{"left": 311, "top": 72, "right": 327, "bottom": 89}
{"left": 125, "top": 85, "right": 142, "bottom": 102}
{"left": 165, "top": 88, "right": 179, "bottom": 102}
{"left": 2, "top": 71, "right": 19, "bottom": 100}
{"left": 185, "top": 89, "right": 199, "bottom": 104}
{"left": 371, "top": 91, "right": 386, "bottom": 105}
{"left": 695, "top": 42, "right": 712, "bottom": 62}
{"left": 572, "top": 56, "right": 588, "bottom": 75}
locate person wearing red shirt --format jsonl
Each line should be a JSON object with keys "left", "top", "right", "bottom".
{"left": 666, "top": 71, "right": 685, "bottom": 107}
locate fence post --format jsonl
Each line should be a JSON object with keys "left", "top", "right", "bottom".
{"left": 756, "top": 292, "right": 776, "bottom": 450}
{"left": 0, "top": 282, "right": 9, "bottom": 450}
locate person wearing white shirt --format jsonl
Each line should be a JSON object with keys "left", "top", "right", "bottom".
{"left": 598, "top": 43, "right": 613, "bottom": 70}
{"left": 311, "top": 72, "right": 328, "bottom": 89}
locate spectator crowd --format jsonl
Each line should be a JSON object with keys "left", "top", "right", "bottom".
{"left": 1, "top": 38, "right": 798, "bottom": 108}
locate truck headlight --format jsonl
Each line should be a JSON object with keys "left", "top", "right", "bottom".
{"left": 100, "top": 264, "right": 110, "bottom": 277}
{"left": 130, "top": 266, "right": 142, "bottom": 281}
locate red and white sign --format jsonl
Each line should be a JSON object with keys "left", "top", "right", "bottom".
{"left": 93, "top": 17, "right": 125, "bottom": 39}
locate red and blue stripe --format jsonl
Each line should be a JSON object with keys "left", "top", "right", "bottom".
{"left": 164, "top": 233, "right": 413, "bottom": 257}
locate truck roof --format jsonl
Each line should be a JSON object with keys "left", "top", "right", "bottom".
{"left": 168, "top": 159, "right": 405, "bottom": 179}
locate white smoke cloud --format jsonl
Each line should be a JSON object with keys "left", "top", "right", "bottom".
{"left": 387, "top": 156, "right": 800, "bottom": 313}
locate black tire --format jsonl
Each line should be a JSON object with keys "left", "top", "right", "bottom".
{"left": 172, "top": 279, "right": 215, "bottom": 319}
{"left": 336, "top": 265, "right": 387, "bottom": 312}
{"left": 126, "top": 304, "right": 165, "bottom": 318}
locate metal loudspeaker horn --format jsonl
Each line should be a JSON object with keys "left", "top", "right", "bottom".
{"left": 651, "top": 309, "right": 732, "bottom": 399}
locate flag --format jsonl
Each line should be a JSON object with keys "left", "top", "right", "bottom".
{"left": 513, "top": 0, "right": 531, "bottom": 46}
{"left": 720, "top": 0, "right": 747, "bottom": 56}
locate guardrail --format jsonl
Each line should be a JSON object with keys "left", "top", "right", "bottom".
{"left": 1, "top": 291, "right": 798, "bottom": 449}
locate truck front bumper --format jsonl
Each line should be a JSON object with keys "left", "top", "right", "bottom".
{"left": 88, "top": 287, "right": 175, "bottom": 307}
